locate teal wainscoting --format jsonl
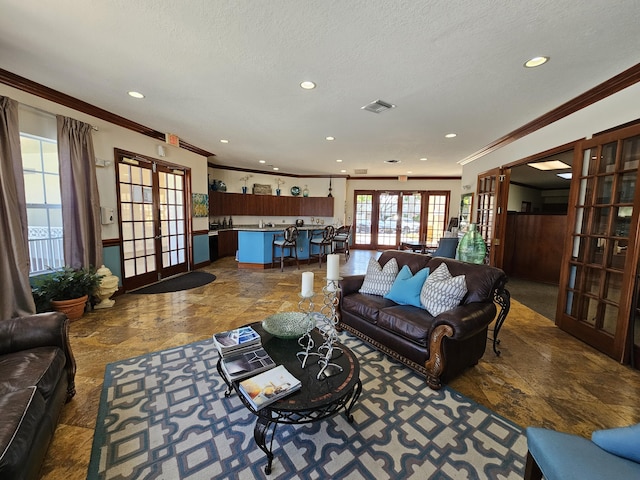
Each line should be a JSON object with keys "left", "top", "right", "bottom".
{"left": 193, "top": 233, "right": 209, "bottom": 265}
{"left": 102, "top": 245, "right": 122, "bottom": 286}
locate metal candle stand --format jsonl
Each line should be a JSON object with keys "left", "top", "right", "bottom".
{"left": 296, "top": 292, "right": 321, "bottom": 368}
{"left": 296, "top": 278, "right": 343, "bottom": 379}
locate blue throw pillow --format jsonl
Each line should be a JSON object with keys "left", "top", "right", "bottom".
{"left": 592, "top": 423, "right": 640, "bottom": 463}
{"left": 384, "top": 265, "right": 429, "bottom": 308}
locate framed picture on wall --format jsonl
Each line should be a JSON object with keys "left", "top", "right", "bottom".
{"left": 192, "top": 193, "right": 209, "bottom": 217}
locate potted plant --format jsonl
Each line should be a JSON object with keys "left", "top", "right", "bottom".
{"left": 33, "top": 266, "right": 103, "bottom": 321}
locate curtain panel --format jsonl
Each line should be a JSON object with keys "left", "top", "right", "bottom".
{"left": 0, "top": 96, "right": 36, "bottom": 317}
{"left": 57, "top": 115, "right": 103, "bottom": 270}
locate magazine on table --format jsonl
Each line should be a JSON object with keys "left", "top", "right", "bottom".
{"left": 238, "top": 365, "right": 302, "bottom": 410}
{"left": 220, "top": 347, "right": 276, "bottom": 381}
{"left": 213, "top": 326, "right": 261, "bottom": 356}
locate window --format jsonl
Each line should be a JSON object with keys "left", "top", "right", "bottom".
{"left": 20, "top": 133, "right": 63, "bottom": 274}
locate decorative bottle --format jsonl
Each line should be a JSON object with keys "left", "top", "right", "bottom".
{"left": 456, "top": 224, "right": 487, "bottom": 264}
{"left": 229, "top": 216, "right": 233, "bottom": 228}
{"left": 302, "top": 185, "right": 309, "bottom": 197}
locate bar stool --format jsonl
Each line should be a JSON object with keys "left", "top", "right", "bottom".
{"left": 272, "top": 226, "right": 299, "bottom": 272}
{"left": 332, "top": 225, "right": 351, "bottom": 262}
{"left": 308, "top": 225, "right": 335, "bottom": 267}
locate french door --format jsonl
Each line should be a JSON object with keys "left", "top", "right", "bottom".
{"left": 557, "top": 124, "right": 640, "bottom": 363}
{"left": 476, "top": 168, "right": 509, "bottom": 267}
{"left": 116, "top": 151, "right": 189, "bottom": 291}
{"left": 353, "top": 190, "right": 448, "bottom": 249}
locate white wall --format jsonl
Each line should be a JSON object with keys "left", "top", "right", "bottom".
{"left": 462, "top": 82, "right": 640, "bottom": 208}
{"left": 1, "top": 84, "right": 209, "bottom": 239}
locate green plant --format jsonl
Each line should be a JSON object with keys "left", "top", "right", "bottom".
{"left": 33, "top": 266, "right": 103, "bottom": 306}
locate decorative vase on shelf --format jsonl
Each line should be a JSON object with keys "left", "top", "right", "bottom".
{"left": 276, "top": 188, "right": 281, "bottom": 196}
{"left": 242, "top": 186, "right": 248, "bottom": 194}
{"left": 456, "top": 224, "right": 487, "bottom": 264}
{"left": 302, "top": 185, "right": 309, "bottom": 197}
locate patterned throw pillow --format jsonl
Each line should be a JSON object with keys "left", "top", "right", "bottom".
{"left": 359, "top": 257, "right": 399, "bottom": 296}
{"left": 420, "top": 263, "right": 467, "bottom": 316}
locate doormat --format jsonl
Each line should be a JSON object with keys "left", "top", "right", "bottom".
{"left": 131, "top": 271, "right": 216, "bottom": 294}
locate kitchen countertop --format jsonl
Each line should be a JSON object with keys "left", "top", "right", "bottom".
{"left": 209, "top": 224, "right": 331, "bottom": 235}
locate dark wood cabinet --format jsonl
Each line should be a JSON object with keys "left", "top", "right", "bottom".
{"left": 217, "top": 230, "right": 238, "bottom": 258}
{"left": 209, "top": 191, "right": 334, "bottom": 217}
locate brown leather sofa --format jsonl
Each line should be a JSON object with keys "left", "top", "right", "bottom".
{"left": 0, "top": 312, "right": 76, "bottom": 480}
{"left": 338, "top": 250, "right": 510, "bottom": 389}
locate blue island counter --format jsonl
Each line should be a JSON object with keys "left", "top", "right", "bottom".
{"left": 236, "top": 225, "right": 323, "bottom": 269}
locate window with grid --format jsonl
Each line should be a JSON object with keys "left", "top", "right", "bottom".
{"left": 20, "top": 134, "right": 64, "bottom": 274}
{"left": 400, "top": 193, "right": 421, "bottom": 243}
{"left": 424, "top": 193, "right": 448, "bottom": 246}
{"left": 354, "top": 193, "right": 373, "bottom": 244}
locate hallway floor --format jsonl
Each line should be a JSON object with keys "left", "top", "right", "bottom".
{"left": 40, "top": 250, "right": 640, "bottom": 479}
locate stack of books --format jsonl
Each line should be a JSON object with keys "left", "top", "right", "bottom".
{"left": 213, "top": 326, "right": 276, "bottom": 381}
{"left": 213, "top": 326, "right": 301, "bottom": 409}
{"left": 237, "top": 365, "right": 302, "bottom": 410}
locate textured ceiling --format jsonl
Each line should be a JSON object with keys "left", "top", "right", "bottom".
{"left": 1, "top": 0, "right": 639, "bottom": 177}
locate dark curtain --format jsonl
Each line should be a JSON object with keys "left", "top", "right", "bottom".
{"left": 57, "top": 115, "right": 103, "bottom": 269}
{"left": 0, "top": 96, "right": 36, "bottom": 317}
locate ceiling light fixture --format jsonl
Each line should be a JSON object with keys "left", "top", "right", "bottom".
{"left": 325, "top": 136, "right": 335, "bottom": 141}
{"left": 300, "top": 81, "right": 316, "bottom": 90}
{"left": 557, "top": 173, "right": 572, "bottom": 180}
{"left": 340, "top": 169, "right": 347, "bottom": 173}
{"left": 220, "top": 139, "right": 229, "bottom": 144}
{"left": 445, "top": 133, "right": 457, "bottom": 138}
{"left": 128, "top": 91, "right": 145, "bottom": 99}
{"left": 258, "top": 160, "right": 266, "bottom": 164}
{"left": 336, "top": 159, "right": 343, "bottom": 163}
{"left": 420, "top": 157, "right": 428, "bottom": 161}
{"left": 528, "top": 160, "right": 571, "bottom": 171}
{"left": 524, "top": 56, "right": 550, "bottom": 68}
{"left": 273, "top": 167, "right": 279, "bottom": 171}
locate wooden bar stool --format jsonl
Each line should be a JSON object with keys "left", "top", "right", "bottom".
{"left": 332, "top": 225, "right": 351, "bottom": 261}
{"left": 308, "top": 225, "right": 335, "bottom": 267}
{"left": 272, "top": 226, "right": 299, "bottom": 271}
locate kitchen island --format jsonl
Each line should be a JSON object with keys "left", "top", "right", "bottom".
{"left": 229, "top": 225, "right": 329, "bottom": 269}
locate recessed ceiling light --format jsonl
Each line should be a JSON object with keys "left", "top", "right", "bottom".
{"left": 445, "top": 133, "right": 457, "bottom": 138}
{"left": 128, "top": 91, "right": 145, "bottom": 99}
{"left": 273, "top": 167, "right": 279, "bottom": 171}
{"left": 220, "top": 139, "right": 229, "bottom": 144}
{"left": 300, "top": 81, "right": 316, "bottom": 90}
{"left": 557, "top": 172, "right": 572, "bottom": 180}
{"left": 258, "top": 160, "right": 266, "bottom": 164}
{"left": 407, "top": 171, "right": 413, "bottom": 174}
{"left": 524, "top": 56, "right": 549, "bottom": 68}
{"left": 528, "top": 160, "right": 571, "bottom": 171}
{"left": 340, "top": 169, "right": 347, "bottom": 173}
{"left": 336, "top": 159, "right": 343, "bottom": 163}
{"left": 325, "top": 136, "right": 335, "bottom": 141}
{"left": 420, "top": 157, "right": 427, "bottom": 161}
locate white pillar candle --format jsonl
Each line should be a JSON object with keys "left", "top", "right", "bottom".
{"left": 327, "top": 254, "right": 340, "bottom": 281}
{"left": 301, "top": 271, "right": 314, "bottom": 297}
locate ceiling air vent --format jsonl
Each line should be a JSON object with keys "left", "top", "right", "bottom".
{"left": 384, "top": 159, "right": 401, "bottom": 164}
{"left": 361, "top": 99, "right": 396, "bottom": 114}
{"left": 354, "top": 169, "right": 368, "bottom": 175}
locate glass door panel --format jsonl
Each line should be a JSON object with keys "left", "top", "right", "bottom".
{"left": 400, "top": 193, "right": 421, "bottom": 244}
{"left": 354, "top": 193, "right": 373, "bottom": 245}
{"left": 558, "top": 129, "right": 640, "bottom": 363}
{"left": 377, "top": 193, "right": 399, "bottom": 247}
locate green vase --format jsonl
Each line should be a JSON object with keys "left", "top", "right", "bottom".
{"left": 456, "top": 224, "right": 487, "bottom": 264}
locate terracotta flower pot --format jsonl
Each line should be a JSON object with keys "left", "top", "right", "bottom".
{"left": 51, "top": 295, "right": 88, "bottom": 321}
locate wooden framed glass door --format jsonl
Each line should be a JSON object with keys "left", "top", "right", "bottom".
{"left": 557, "top": 124, "right": 640, "bottom": 362}
{"left": 117, "top": 152, "right": 189, "bottom": 291}
{"left": 476, "top": 168, "right": 509, "bottom": 267}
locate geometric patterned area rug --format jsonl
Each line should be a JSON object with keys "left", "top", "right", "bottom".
{"left": 88, "top": 331, "right": 527, "bottom": 480}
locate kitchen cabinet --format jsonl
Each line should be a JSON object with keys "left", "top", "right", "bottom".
{"left": 209, "top": 191, "right": 334, "bottom": 217}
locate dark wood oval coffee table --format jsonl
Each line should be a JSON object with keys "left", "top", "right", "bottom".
{"left": 217, "top": 322, "right": 362, "bottom": 475}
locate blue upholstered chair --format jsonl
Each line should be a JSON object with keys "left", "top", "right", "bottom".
{"left": 525, "top": 425, "right": 640, "bottom": 480}
{"left": 430, "top": 237, "right": 459, "bottom": 258}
